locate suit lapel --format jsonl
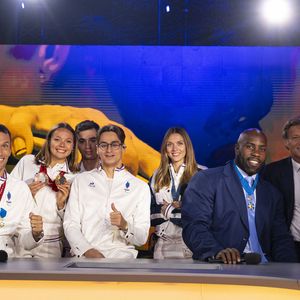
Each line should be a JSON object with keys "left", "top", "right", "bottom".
{"left": 283, "top": 158, "right": 294, "bottom": 205}
{"left": 224, "top": 163, "right": 249, "bottom": 229}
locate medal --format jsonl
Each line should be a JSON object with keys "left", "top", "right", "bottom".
{"left": 0, "top": 208, "right": 7, "bottom": 228}
{"left": 246, "top": 193, "right": 255, "bottom": 211}
{"left": 247, "top": 201, "right": 255, "bottom": 210}
{"left": 34, "top": 172, "right": 48, "bottom": 183}
{"left": 38, "top": 164, "right": 66, "bottom": 191}
{"left": 55, "top": 173, "right": 67, "bottom": 185}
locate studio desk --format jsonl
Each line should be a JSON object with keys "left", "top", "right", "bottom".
{"left": 0, "top": 258, "right": 299, "bottom": 300}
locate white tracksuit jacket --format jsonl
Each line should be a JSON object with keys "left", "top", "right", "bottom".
{"left": 0, "top": 173, "right": 42, "bottom": 257}
{"left": 11, "top": 154, "right": 75, "bottom": 257}
{"left": 64, "top": 166, "right": 151, "bottom": 258}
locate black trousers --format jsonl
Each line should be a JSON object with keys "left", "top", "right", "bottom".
{"left": 295, "top": 241, "right": 300, "bottom": 262}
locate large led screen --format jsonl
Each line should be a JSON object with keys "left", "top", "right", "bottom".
{"left": 1, "top": 45, "right": 299, "bottom": 172}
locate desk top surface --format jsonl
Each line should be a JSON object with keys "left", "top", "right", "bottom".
{"left": 0, "top": 258, "right": 299, "bottom": 290}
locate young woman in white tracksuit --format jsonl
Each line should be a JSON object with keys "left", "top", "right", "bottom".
{"left": 64, "top": 124, "right": 151, "bottom": 259}
{"left": 150, "top": 127, "right": 206, "bottom": 259}
{"left": 11, "top": 122, "right": 78, "bottom": 258}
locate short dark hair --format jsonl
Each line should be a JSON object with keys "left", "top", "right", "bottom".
{"left": 0, "top": 124, "right": 11, "bottom": 140}
{"left": 75, "top": 120, "right": 100, "bottom": 135}
{"left": 282, "top": 117, "right": 300, "bottom": 139}
{"left": 97, "top": 124, "right": 126, "bottom": 144}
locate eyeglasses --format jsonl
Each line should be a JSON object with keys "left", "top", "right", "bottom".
{"left": 288, "top": 136, "right": 300, "bottom": 143}
{"left": 98, "top": 142, "right": 123, "bottom": 151}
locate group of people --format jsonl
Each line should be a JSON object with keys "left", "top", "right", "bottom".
{"left": 0, "top": 116, "right": 299, "bottom": 263}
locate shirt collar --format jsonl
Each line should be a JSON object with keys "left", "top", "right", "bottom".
{"left": 97, "top": 163, "right": 125, "bottom": 172}
{"left": 169, "top": 163, "right": 186, "bottom": 180}
{"left": 79, "top": 161, "right": 86, "bottom": 172}
{"left": 48, "top": 161, "right": 70, "bottom": 173}
{"left": 235, "top": 164, "right": 257, "bottom": 181}
{"left": 291, "top": 158, "right": 300, "bottom": 173}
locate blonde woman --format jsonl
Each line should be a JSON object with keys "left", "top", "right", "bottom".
{"left": 150, "top": 127, "right": 206, "bottom": 259}
{"left": 11, "top": 122, "right": 78, "bottom": 258}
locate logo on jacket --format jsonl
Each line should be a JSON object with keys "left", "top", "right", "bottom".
{"left": 124, "top": 181, "right": 130, "bottom": 192}
{"left": 88, "top": 182, "right": 95, "bottom": 188}
{"left": 6, "top": 191, "right": 12, "bottom": 206}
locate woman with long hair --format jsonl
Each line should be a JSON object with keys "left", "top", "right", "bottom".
{"left": 11, "top": 122, "right": 78, "bottom": 258}
{"left": 150, "top": 127, "right": 206, "bottom": 259}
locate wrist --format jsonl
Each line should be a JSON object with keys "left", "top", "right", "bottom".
{"left": 121, "top": 222, "right": 128, "bottom": 233}
{"left": 33, "top": 230, "right": 44, "bottom": 242}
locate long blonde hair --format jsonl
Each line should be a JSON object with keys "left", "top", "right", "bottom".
{"left": 35, "top": 122, "right": 78, "bottom": 172}
{"left": 154, "top": 127, "right": 198, "bottom": 192}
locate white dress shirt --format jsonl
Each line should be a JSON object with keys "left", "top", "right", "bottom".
{"left": 291, "top": 159, "right": 300, "bottom": 242}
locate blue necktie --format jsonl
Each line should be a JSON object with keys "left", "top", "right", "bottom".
{"left": 245, "top": 176, "right": 267, "bottom": 263}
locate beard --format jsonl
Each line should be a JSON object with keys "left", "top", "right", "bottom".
{"left": 235, "top": 155, "right": 265, "bottom": 176}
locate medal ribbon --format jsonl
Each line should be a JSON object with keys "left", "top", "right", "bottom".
{"left": 234, "top": 163, "right": 259, "bottom": 195}
{"left": 170, "top": 172, "right": 181, "bottom": 201}
{"left": 0, "top": 171, "right": 7, "bottom": 202}
{"left": 0, "top": 181, "right": 6, "bottom": 202}
{"left": 39, "top": 165, "right": 66, "bottom": 192}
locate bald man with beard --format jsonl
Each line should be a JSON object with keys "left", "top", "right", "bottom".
{"left": 182, "top": 129, "right": 297, "bottom": 264}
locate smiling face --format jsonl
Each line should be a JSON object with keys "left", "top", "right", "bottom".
{"left": 49, "top": 128, "right": 74, "bottom": 165}
{"left": 0, "top": 132, "right": 11, "bottom": 177}
{"left": 165, "top": 133, "right": 186, "bottom": 168}
{"left": 97, "top": 131, "right": 124, "bottom": 169}
{"left": 235, "top": 130, "right": 267, "bottom": 175}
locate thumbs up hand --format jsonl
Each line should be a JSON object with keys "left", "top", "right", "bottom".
{"left": 110, "top": 203, "right": 128, "bottom": 231}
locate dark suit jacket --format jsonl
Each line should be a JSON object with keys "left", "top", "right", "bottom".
{"left": 181, "top": 161, "right": 297, "bottom": 262}
{"left": 262, "top": 157, "right": 294, "bottom": 227}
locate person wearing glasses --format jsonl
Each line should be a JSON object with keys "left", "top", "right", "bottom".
{"left": 64, "top": 124, "right": 151, "bottom": 258}
{"left": 262, "top": 117, "right": 300, "bottom": 261}
{"left": 75, "top": 120, "right": 100, "bottom": 172}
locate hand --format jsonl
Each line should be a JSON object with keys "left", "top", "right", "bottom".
{"left": 56, "top": 182, "right": 71, "bottom": 210}
{"left": 29, "top": 212, "right": 43, "bottom": 241}
{"left": 216, "top": 248, "right": 241, "bottom": 264}
{"left": 110, "top": 203, "right": 128, "bottom": 231}
{"left": 161, "top": 200, "right": 169, "bottom": 215}
{"left": 1, "top": 105, "right": 160, "bottom": 179}
{"left": 172, "top": 200, "right": 181, "bottom": 209}
{"left": 84, "top": 248, "right": 104, "bottom": 258}
{"left": 28, "top": 181, "right": 45, "bottom": 197}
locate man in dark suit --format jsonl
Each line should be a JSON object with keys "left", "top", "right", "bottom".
{"left": 262, "top": 117, "right": 300, "bottom": 261}
{"left": 182, "top": 128, "right": 297, "bottom": 263}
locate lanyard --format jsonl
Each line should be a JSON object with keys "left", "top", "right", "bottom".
{"left": 0, "top": 181, "right": 6, "bottom": 202}
{"left": 233, "top": 163, "right": 259, "bottom": 195}
{"left": 170, "top": 170, "right": 181, "bottom": 201}
{"left": 0, "top": 171, "right": 7, "bottom": 202}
